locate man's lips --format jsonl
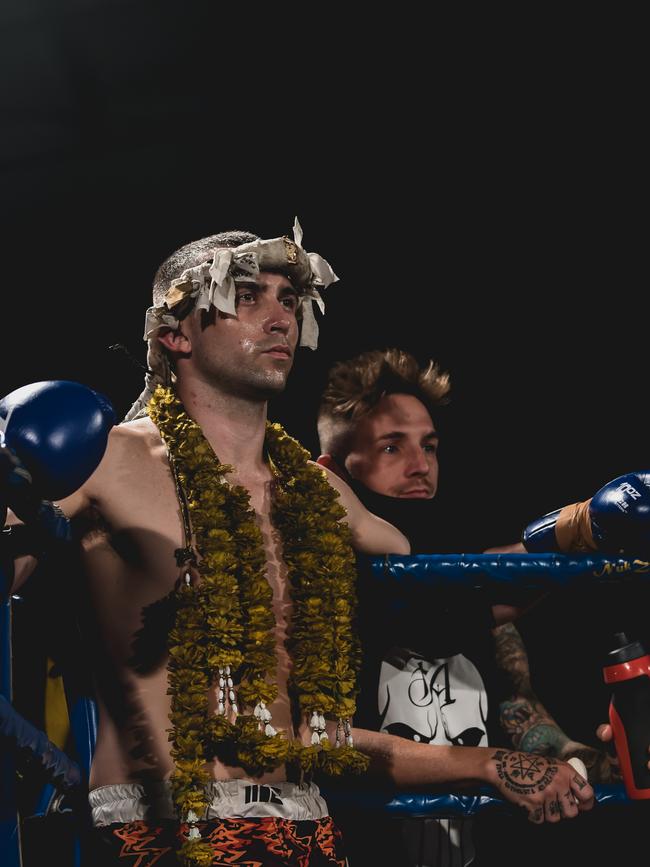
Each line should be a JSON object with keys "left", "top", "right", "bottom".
{"left": 261, "top": 345, "right": 292, "bottom": 359}
{"left": 397, "top": 488, "right": 433, "bottom": 498}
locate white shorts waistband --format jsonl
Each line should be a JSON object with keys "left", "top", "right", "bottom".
{"left": 88, "top": 779, "right": 329, "bottom": 827}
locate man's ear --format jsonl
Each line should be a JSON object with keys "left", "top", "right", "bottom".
{"left": 157, "top": 327, "right": 191, "bottom": 356}
{"left": 316, "top": 454, "right": 347, "bottom": 481}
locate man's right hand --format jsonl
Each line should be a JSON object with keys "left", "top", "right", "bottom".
{"left": 485, "top": 748, "right": 594, "bottom": 823}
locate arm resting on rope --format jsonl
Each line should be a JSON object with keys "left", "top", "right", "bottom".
{"left": 350, "top": 726, "right": 594, "bottom": 824}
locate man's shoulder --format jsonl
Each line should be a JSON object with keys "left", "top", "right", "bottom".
{"left": 89, "top": 417, "right": 163, "bottom": 485}
{"left": 109, "top": 416, "right": 161, "bottom": 453}
{"left": 56, "top": 417, "right": 165, "bottom": 519}
{"left": 308, "top": 462, "right": 410, "bottom": 555}
{"left": 307, "top": 460, "right": 349, "bottom": 502}
{"left": 307, "top": 458, "right": 334, "bottom": 481}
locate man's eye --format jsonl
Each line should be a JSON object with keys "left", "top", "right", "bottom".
{"left": 237, "top": 292, "right": 255, "bottom": 305}
{"left": 383, "top": 445, "right": 398, "bottom": 454}
{"left": 423, "top": 444, "right": 438, "bottom": 454}
{"left": 281, "top": 296, "right": 298, "bottom": 311}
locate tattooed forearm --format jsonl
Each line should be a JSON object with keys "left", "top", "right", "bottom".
{"left": 494, "top": 622, "right": 575, "bottom": 756}
{"left": 500, "top": 698, "right": 539, "bottom": 741}
{"left": 520, "top": 723, "right": 571, "bottom": 755}
{"left": 499, "top": 697, "right": 570, "bottom": 754}
{"left": 493, "top": 623, "right": 531, "bottom": 693}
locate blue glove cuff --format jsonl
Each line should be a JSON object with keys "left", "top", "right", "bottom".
{"left": 522, "top": 508, "right": 563, "bottom": 553}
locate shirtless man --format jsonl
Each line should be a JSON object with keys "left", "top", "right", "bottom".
{"left": 4, "top": 223, "right": 594, "bottom": 865}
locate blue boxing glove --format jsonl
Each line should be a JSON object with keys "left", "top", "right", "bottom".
{"left": 523, "top": 471, "right": 650, "bottom": 556}
{"left": 0, "top": 380, "right": 115, "bottom": 503}
{"left": 1, "top": 380, "right": 114, "bottom": 540}
{"left": 589, "top": 471, "right": 650, "bottom": 555}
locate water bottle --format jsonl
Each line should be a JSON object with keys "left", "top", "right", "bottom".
{"left": 603, "top": 632, "right": 650, "bottom": 798}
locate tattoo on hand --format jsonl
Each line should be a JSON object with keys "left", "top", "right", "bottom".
{"left": 572, "top": 773, "right": 587, "bottom": 790}
{"left": 549, "top": 798, "right": 561, "bottom": 816}
{"left": 529, "top": 806, "right": 544, "bottom": 823}
{"left": 491, "top": 750, "right": 559, "bottom": 795}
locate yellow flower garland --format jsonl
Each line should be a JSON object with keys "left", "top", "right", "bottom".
{"left": 147, "top": 387, "right": 369, "bottom": 866}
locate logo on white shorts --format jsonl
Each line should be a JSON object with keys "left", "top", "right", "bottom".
{"left": 243, "top": 785, "right": 284, "bottom": 806}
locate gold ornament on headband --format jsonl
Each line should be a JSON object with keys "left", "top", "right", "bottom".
{"left": 164, "top": 282, "right": 193, "bottom": 309}
{"left": 282, "top": 235, "right": 299, "bottom": 264}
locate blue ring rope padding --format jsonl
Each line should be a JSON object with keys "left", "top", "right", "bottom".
{"left": 369, "top": 553, "right": 650, "bottom": 590}
{"left": 0, "top": 694, "right": 82, "bottom": 791}
{"left": 66, "top": 695, "right": 97, "bottom": 781}
{"left": 322, "top": 783, "right": 631, "bottom": 817}
{"left": 0, "top": 588, "right": 20, "bottom": 867}
{"left": 0, "top": 585, "right": 11, "bottom": 701}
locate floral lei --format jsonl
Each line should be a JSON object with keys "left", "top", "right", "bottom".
{"left": 147, "top": 386, "right": 369, "bottom": 865}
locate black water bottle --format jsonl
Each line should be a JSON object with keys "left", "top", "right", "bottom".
{"left": 603, "top": 632, "right": 650, "bottom": 798}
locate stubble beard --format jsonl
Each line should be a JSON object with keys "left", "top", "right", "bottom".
{"left": 206, "top": 356, "right": 292, "bottom": 402}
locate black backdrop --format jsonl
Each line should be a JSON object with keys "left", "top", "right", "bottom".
{"left": 2, "top": 3, "right": 648, "bottom": 860}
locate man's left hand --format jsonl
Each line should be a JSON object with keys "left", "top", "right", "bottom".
{"left": 560, "top": 740, "right": 621, "bottom": 785}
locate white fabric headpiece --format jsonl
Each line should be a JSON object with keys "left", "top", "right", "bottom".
{"left": 125, "top": 219, "right": 337, "bottom": 421}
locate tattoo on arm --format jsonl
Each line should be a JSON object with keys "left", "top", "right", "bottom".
{"left": 493, "top": 623, "right": 532, "bottom": 694}
{"left": 519, "top": 723, "right": 570, "bottom": 756}
{"left": 495, "top": 623, "right": 571, "bottom": 756}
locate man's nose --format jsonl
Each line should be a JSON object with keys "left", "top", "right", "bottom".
{"left": 405, "top": 448, "right": 430, "bottom": 476}
{"left": 263, "top": 298, "right": 292, "bottom": 336}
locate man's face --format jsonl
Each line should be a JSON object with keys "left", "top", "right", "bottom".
{"left": 344, "top": 393, "right": 439, "bottom": 498}
{"left": 183, "top": 271, "right": 300, "bottom": 399}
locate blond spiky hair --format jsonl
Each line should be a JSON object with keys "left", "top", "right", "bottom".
{"left": 317, "top": 348, "right": 450, "bottom": 459}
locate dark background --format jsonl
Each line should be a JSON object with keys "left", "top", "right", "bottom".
{"left": 2, "top": 2, "right": 648, "bottom": 863}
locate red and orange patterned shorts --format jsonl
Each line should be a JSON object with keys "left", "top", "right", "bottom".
{"left": 91, "top": 816, "right": 348, "bottom": 866}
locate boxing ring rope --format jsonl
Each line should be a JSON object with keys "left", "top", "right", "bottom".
{"left": 1, "top": 553, "right": 641, "bottom": 865}
{"left": 1, "top": 586, "right": 22, "bottom": 867}
{"left": 372, "top": 552, "right": 650, "bottom": 590}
